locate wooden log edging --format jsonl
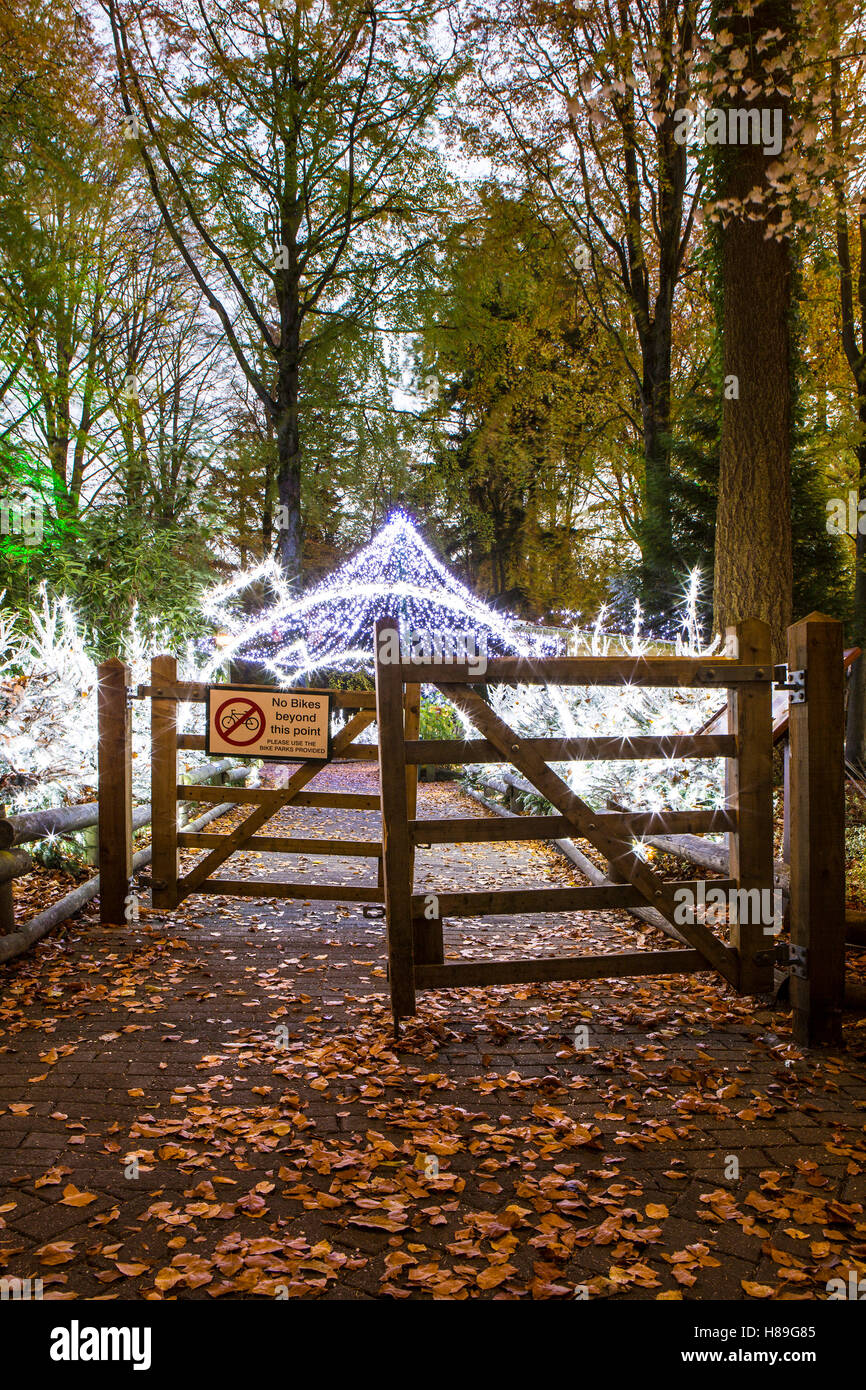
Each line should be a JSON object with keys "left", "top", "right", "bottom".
{"left": 636, "top": 831, "right": 790, "bottom": 895}
{"left": 0, "top": 781, "right": 250, "bottom": 966}
{"left": 462, "top": 786, "right": 522, "bottom": 819}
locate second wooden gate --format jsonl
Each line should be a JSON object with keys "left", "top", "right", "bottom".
{"left": 140, "top": 657, "right": 420, "bottom": 911}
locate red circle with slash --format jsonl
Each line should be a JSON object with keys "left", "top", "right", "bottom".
{"left": 214, "top": 695, "right": 266, "bottom": 746}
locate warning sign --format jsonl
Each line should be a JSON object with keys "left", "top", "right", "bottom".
{"left": 206, "top": 686, "right": 332, "bottom": 762}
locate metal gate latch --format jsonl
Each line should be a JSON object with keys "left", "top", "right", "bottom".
{"left": 773, "top": 665, "right": 806, "bottom": 702}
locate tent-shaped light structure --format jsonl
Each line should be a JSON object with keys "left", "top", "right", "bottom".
{"left": 201, "top": 512, "right": 562, "bottom": 685}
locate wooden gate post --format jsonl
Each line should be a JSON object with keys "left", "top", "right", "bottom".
{"left": 97, "top": 659, "right": 132, "bottom": 925}
{"left": 404, "top": 681, "right": 442, "bottom": 966}
{"left": 727, "top": 619, "right": 774, "bottom": 995}
{"left": 151, "top": 655, "right": 179, "bottom": 910}
{"left": 374, "top": 619, "right": 416, "bottom": 1022}
{"left": 787, "top": 613, "right": 846, "bottom": 1046}
{"left": 404, "top": 683, "right": 421, "bottom": 849}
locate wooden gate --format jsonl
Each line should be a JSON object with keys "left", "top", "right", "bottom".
{"left": 94, "top": 617, "right": 846, "bottom": 1045}
{"left": 375, "top": 616, "right": 781, "bottom": 1023}
{"left": 138, "top": 657, "right": 419, "bottom": 911}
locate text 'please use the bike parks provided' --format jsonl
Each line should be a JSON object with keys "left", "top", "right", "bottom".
{"left": 206, "top": 686, "right": 333, "bottom": 762}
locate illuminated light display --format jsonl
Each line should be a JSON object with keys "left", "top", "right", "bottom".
{"left": 201, "top": 511, "right": 563, "bottom": 684}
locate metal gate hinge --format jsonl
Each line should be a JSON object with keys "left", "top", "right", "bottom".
{"left": 788, "top": 943, "right": 808, "bottom": 979}
{"left": 774, "top": 665, "right": 806, "bottom": 702}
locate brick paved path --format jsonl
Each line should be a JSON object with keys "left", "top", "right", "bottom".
{"left": 1, "top": 766, "right": 864, "bottom": 1300}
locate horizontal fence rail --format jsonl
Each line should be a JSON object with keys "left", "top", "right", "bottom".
{"left": 411, "top": 879, "right": 737, "bottom": 919}
{"left": 413, "top": 949, "right": 710, "bottom": 990}
{"left": 178, "top": 785, "right": 381, "bottom": 811}
{"left": 402, "top": 734, "right": 737, "bottom": 764}
{"left": 195, "top": 879, "right": 385, "bottom": 904}
{"left": 388, "top": 657, "right": 772, "bottom": 687}
{"left": 136, "top": 681, "right": 379, "bottom": 708}
{"left": 410, "top": 809, "right": 737, "bottom": 844}
{"left": 177, "top": 832, "right": 382, "bottom": 856}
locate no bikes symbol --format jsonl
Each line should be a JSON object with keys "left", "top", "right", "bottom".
{"left": 215, "top": 695, "right": 266, "bottom": 747}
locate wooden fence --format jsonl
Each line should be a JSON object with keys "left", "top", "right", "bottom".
{"left": 72, "top": 612, "right": 848, "bottom": 1048}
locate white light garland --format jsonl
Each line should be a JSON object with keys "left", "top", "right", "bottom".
{"left": 199, "top": 516, "right": 724, "bottom": 810}
{"left": 201, "top": 511, "right": 564, "bottom": 683}
{"left": 0, "top": 524, "right": 725, "bottom": 820}
{"left": 0, "top": 586, "right": 203, "bottom": 814}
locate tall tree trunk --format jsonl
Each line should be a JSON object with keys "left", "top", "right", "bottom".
{"left": 846, "top": 428, "right": 866, "bottom": 767}
{"left": 712, "top": 1, "right": 794, "bottom": 659}
{"left": 831, "top": 52, "right": 866, "bottom": 768}
{"left": 275, "top": 355, "right": 303, "bottom": 583}
{"left": 640, "top": 313, "right": 674, "bottom": 614}
{"left": 275, "top": 41, "right": 304, "bottom": 587}
{"left": 262, "top": 413, "right": 275, "bottom": 557}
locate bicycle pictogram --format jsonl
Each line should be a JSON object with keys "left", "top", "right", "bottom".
{"left": 214, "top": 695, "right": 266, "bottom": 746}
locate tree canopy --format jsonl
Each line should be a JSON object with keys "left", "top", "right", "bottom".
{"left": 0, "top": 0, "right": 862, "bottom": 672}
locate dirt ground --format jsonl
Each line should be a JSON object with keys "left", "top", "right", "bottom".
{"left": 1, "top": 764, "right": 865, "bottom": 1300}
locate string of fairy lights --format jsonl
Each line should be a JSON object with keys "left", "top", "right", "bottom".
{"left": 195, "top": 514, "right": 723, "bottom": 804}
{"left": 201, "top": 511, "right": 565, "bottom": 684}
{"left": 0, "top": 519, "right": 723, "bottom": 816}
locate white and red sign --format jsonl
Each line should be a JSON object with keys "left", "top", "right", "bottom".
{"left": 206, "top": 686, "right": 332, "bottom": 762}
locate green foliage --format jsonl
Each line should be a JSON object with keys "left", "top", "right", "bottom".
{"left": 668, "top": 387, "right": 721, "bottom": 578}
{"left": 610, "top": 373, "right": 720, "bottom": 635}
{"left": 419, "top": 698, "right": 460, "bottom": 741}
{"left": 413, "top": 188, "right": 609, "bottom": 614}
{"left": 846, "top": 823, "right": 866, "bottom": 907}
{"left": 9, "top": 502, "right": 214, "bottom": 659}
{"left": 789, "top": 241, "right": 851, "bottom": 626}
{"left": 791, "top": 434, "right": 851, "bottom": 625}
{"left": 316, "top": 671, "right": 374, "bottom": 693}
